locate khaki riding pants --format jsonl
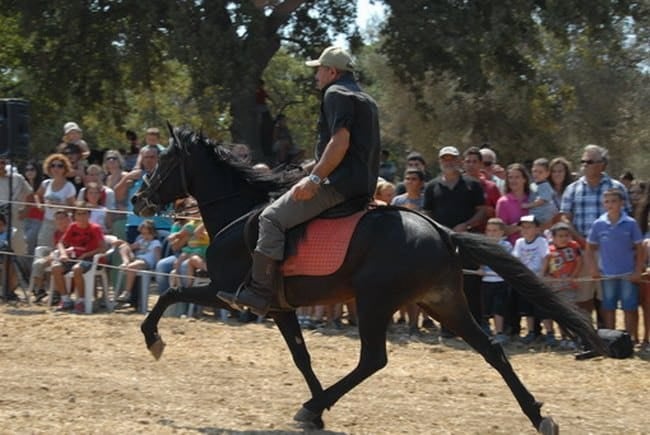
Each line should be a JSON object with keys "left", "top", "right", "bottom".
{"left": 257, "top": 184, "right": 346, "bottom": 261}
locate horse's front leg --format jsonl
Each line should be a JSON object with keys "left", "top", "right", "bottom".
{"left": 270, "top": 310, "right": 325, "bottom": 428}
{"left": 141, "top": 283, "right": 228, "bottom": 360}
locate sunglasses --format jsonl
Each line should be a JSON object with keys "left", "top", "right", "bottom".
{"left": 483, "top": 161, "right": 494, "bottom": 166}
{"left": 580, "top": 159, "right": 603, "bottom": 165}
{"left": 49, "top": 163, "right": 65, "bottom": 169}
{"left": 105, "top": 156, "right": 118, "bottom": 161}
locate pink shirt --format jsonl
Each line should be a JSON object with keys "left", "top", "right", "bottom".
{"left": 496, "top": 192, "right": 529, "bottom": 244}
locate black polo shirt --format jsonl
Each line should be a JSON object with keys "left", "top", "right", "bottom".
{"left": 423, "top": 174, "right": 484, "bottom": 228}
{"left": 316, "top": 73, "right": 380, "bottom": 198}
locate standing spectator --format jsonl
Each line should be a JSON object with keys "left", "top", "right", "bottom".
{"left": 548, "top": 157, "right": 574, "bottom": 213}
{"left": 391, "top": 169, "right": 425, "bottom": 209}
{"left": 21, "top": 160, "right": 45, "bottom": 257}
{"left": 62, "top": 142, "right": 86, "bottom": 193}
{"left": 123, "top": 130, "right": 140, "bottom": 171}
{"left": 423, "top": 146, "right": 485, "bottom": 335}
{"left": 619, "top": 170, "right": 635, "bottom": 191}
{"left": 394, "top": 151, "right": 431, "bottom": 195}
{"left": 479, "top": 147, "right": 506, "bottom": 193}
{"left": 512, "top": 215, "right": 555, "bottom": 346}
{"left": 378, "top": 149, "right": 397, "bottom": 182}
{"left": 463, "top": 146, "right": 501, "bottom": 230}
{"left": 0, "top": 155, "right": 33, "bottom": 258}
{"left": 373, "top": 180, "right": 395, "bottom": 206}
{"left": 103, "top": 150, "right": 129, "bottom": 240}
{"left": 586, "top": 189, "right": 644, "bottom": 342}
{"left": 272, "top": 114, "right": 297, "bottom": 165}
{"left": 629, "top": 180, "right": 649, "bottom": 236}
{"left": 391, "top": 168, "right": 426, "bottom": 333}
{"left": 35, "top": 154, "right": 76, "bottom": 248}
{"left": 479, "top": 218, "right": 512, "bottom": 344}
{"left": 114, "top": 146, "right": 171, "bottom": 243}
{"left": 542, "top": 222, "right": 583, "bottom": 348}
{"left": 522, "top": 158, "right": 558, "bottom": 228}
{"left": 496, "top": 163, "right": 532, "bottom": 244}
{"left": 50, "top": 202, "right": 105, "bottom": 312}
{"left": 559, "top": 144, "right": 630, "bottom": 318}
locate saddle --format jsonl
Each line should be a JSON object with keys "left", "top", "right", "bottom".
{"left": 243, "top": 197, "right": 369, "bottom": 309}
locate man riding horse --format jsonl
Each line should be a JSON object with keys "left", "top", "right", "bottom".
{"left": 217, "top": 46, "right": 381, "bottom": 315}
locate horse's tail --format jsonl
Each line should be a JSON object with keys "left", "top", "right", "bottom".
{"left": 446, "top": 230, "right": 605, "bottom": 354}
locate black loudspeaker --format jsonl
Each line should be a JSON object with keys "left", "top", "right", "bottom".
{"left": 0, "top": 99, "right": 30, "bottom": 158}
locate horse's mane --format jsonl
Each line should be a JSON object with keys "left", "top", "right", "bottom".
{"left": 174, "top": 127, "right": 305, "bottom": 195}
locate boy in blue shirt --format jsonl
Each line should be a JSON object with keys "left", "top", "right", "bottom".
{"left": 586, "top": 188, "right": 644, "bottom": 342}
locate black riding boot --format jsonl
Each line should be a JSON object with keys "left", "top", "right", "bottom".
{"left": 217, "top": 252, "right": 277, "bottom": 316}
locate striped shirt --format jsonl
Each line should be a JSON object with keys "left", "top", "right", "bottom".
{"left": 560, "top": 173, "right": 630, "bottom": 237}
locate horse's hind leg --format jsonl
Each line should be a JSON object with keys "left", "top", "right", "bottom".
{"left": 421, "top": 293, "right": 557, "bottom": 434}
{"left": 293, "top": 296, "right": 392, "bottom": 428}
{"left": 141, "top": 284, "right": 223, "bottom": 360}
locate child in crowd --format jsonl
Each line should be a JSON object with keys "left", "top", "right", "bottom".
{"left": 542, "top": 222, "right": 583, "bottom": 349}
{"left": 512, "top": 215, "right": 556, "bottom": 346}
{"left": 30, "top": 209, "right": 71, "bottom": 302}
{"left": 523, "top": 158, "right": 558, "bottom": 227}
{"left": 116, "top": 219, "right": 162, "bottom": 302}
{"left": 170, "top": 219, "right": 209, "bottom": 288}
{"left": 586, "top": 188, "right": 644, "bottom": 342}
{"left": 480, "top": 218, "right": 512, "bottom": 344}
{"left": 84, "top": 181, "right": 109, "bottom": 232}
{"left": 50, "top": 202, "right": 105, "bottom": 312}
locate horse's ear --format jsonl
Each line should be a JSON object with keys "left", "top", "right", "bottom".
{"left": 167, "top": 121, "right": 182, "bottom": 151}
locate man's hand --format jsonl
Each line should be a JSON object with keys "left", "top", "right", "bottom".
{"left": 291, "top": 177, "right": 320, "bottom": 201}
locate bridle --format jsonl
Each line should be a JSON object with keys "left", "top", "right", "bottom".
{"left": 138, "top": 148, "right": 190, "bottom": 214}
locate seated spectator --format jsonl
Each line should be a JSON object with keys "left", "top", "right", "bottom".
{"left": 29, "top": 209, "right": 71, "bottom": 302}
{"left": 50, "top": 202, "right": 105, "bottom": 312}
{"left": 170, "top": 220, "right": 209, "bottom": 288}
{"left": 115, "top": 219, "right": 162, "bottom": 303}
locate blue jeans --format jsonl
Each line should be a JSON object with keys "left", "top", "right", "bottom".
{"left": 155, "top": 254, "right": 187, "bottom": 294}
{"left": 23, "top": 218, "right": 42, "bottom": 256}
{"left": 601, "top": 278, "right": 639, "bottom": 311}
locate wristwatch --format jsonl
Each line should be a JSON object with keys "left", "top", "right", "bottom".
{"left": 308, "top": 174, "right": 322, "bottom": 185}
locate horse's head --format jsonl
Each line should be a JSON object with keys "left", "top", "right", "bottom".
{"left": 132, "top": 124, "right": 191, "bottom": 217}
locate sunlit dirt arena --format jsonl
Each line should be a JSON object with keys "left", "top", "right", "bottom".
{"left": 0, "top": 305, "right": 648, "bottom": 435}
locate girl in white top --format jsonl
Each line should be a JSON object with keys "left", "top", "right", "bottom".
{"left": 83, "top": 181, "right": 110, "bottom": 232}
{"left": 35, "top": 154, "right": 76, "bottom": 247}
{"left": 115, "top": 220, "right": 162, "bottom": 302}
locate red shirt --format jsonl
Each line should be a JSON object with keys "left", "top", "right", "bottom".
{"left": 547, "top": 240, "right": 581, "bottom": 290}
{"left": 60, "top": 222, "right": 104, "bottom": 258}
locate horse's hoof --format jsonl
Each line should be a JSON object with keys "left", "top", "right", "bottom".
{"left": 538, "top": 417, "right": 559, "bottom": 435}
{"left": 293, "top": 406, "right": 324, "bottom": 430}
{"left": 148, "top": 338, "right": 166, "bottom": 360}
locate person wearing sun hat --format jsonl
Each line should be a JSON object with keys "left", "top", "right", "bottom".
{"left": 218, "top": 45, "right": 380, "bottom": 316}
{"left": 58, "top": 121, "right": 91, "bottom": 160}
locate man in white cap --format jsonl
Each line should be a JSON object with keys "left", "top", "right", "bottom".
{"left": 423, "top": 145, "right": 487, "bottom": 336}
{"left": 218, "top": 46, "right": 381, "bottom": 315}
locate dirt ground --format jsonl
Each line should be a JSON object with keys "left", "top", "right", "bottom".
{"left": 0, "top": 303, "right": 648, "bottom": 435}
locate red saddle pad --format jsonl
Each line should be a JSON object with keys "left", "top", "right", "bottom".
{"left": 282, "top": 211, "right": 366, "bottom": 277}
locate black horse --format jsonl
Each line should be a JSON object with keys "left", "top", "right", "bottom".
{"left": 132, "top": 126, "right": 603, "bottom": 434}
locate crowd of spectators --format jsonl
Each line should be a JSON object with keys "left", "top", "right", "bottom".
{"left": 1, "top": 120, "right": 649, "bottom": 355}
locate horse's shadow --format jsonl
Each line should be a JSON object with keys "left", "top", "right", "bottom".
{"left": 157, "top": 418, "right": 346, "bottom": 434}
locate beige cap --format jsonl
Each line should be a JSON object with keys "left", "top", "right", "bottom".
{"left": 305, "top": 46, "right": 355, "bottom": 71}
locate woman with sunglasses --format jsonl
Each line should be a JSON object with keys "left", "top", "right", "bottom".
{"left": 103, "top": 150, "right": 128, "bottom": 240}
{"left": 21, "top": 160, "right": 45, "bottom": 256}
{"left": 35, "top": 153, "right": 77, "bottom": 249}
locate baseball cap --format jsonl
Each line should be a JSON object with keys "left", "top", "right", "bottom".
{"left": 518, "top": 215, "right": 539, "bottom": 226}
{"left": 305, "top": 46, "right": 355, "bottom": 71}
{"left": 438, "top": 146, "right": 460, "bottom": 158}
{"left": 63, "top": 122, "right": 82, "bottom": 135}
